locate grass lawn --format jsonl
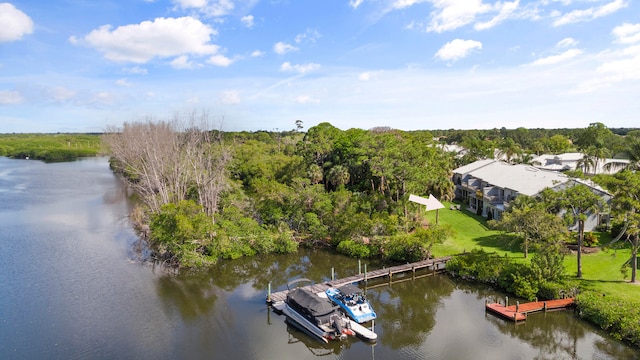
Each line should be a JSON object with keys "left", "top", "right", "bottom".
{"left": 425, "top": 200, "right": 640, "bottom": 299}
{"left": 565, "top": 248, "right": 640, "bottom": 301}
{"left": 425, "top": 201, "right": 525, "bottom": 259}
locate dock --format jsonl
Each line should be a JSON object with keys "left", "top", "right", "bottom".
{"left": 266, "top": 256, "right": 452, "bottom": 304}
{"left": 485, "top": 297, "right": 575, "bottom": 322}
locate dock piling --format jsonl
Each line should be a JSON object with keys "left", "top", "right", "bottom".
{"left": 267, "top": 282, "right": 271, "bottom": 303}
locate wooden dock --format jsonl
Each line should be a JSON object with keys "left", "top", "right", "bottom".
{"left": 266, "top": 256, "right": 452, "bottom": 304}
{"left": 485, "top": 298, "right": 575, "bottom": 322}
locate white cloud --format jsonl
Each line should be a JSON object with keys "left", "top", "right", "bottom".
{"left": 74, "top": 17, "right": 219, "bottom": 63}
{"left": 552, "top": 0, "right": 628, "bottom": 27}
{"left": 349, "top": 0, "right": 365, "bottom": 9}
{"left": 207, "top": 54, "right": 234, "bottom": 66}
{"left": 171, "top": 55, "right": 198, "bottom": 69}
{"left": 359, "top": 72, "right": 372, "bottom": 80}
{"left": 241, "top": 15, "right": 254, "bottom": 28}
{"left": 173, "top": 0, "right": 207, "bottom": 8}
{"left": 173, "top": 0, "right": 234, "bottom": 16}
{"left": 0, "top": 90, "right": 24, "bottom": 104}
{"left": 474, "top": 0, "right": 519, "bottom": 31}
{"left": 273, "top": 41, "right": 298, "bottom": 54}
{"left": 123, "top": 66, "right": 148, "bottom": 75}
{"left": 48, "top": 87, "right": 76, "bottom": 102}
{"left": 530, "top": 48, "right": 582, "bottom": 66}
{"left": 116, "top": 78, "right": 132, "bottom": 87}
{"left": 434, "top": 39, "right": 482, "bottom": 62}
{"left": 612, "top": 23, "right": 640, "bottom": 44}
{"left": 557, "top": 37, "right": 578, "bottom": 48}
{"left": 280, "top": 62, "right": 320, "bottom": 74}
{"left": 391, "top": 0, "right": 429, "bottom": 10}
{"left": 295, "top": 29, "right": 321, "bottom": 43}
{"left": 294, "top": 95, "right": 319, "bottom": 104}
{"left": 427, "top": 0, "right": 493, "bottom": 33}
{"left": 220, "top": 90, "right": 240, "bottom": 104}
{"left": 573, "top": 46, "right": 640, "bottom": 93}
{"left": 0, "top": 3, "right": 34, "bottom": 42}
{"left": 250, "top": 50, "right": 265, "bottom": 57}
{"left": 91, "top": 91, "right": 115, "bottom": 105}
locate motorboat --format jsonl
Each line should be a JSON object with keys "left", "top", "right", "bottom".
{"left": 325, "top": 284, "right": 377, "bottom": 323}
{"left": 275, "top": 287, "right": 355, "bottom": 343}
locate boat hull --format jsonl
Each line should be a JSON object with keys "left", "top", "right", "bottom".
{"left": 326, "top": 286, "right": 377, "bottom": 324}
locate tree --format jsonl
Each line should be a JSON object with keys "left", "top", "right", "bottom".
{"left": 541, "top": 184, "right": 606, "bottom": 278}
{"left": 489, "top": 195, "right": 568, "bottom": 258}
{"left": 497, "top": 137, "right": 522, "bottom": 164}
{"left": 103, "top": 114, "right": 230, "bottom": 219}
{"left": 599, "top": 170, "right": 640, "bottom": 282}
{"left": 543, "top": 134, "right": 573, "bottom": 154}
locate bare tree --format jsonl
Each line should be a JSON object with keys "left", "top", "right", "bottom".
{"left": 103, "top": 113, "right": 230, "bottom": 220}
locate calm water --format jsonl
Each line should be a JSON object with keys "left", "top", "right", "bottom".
{"left": 0, "top": 157, "right": 637, "bottom": 360}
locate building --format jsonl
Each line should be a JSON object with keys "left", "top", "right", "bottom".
{"left": 452, "top": 160, "right": 611, "bottom": 231}
{"left": 530, "top": 152, "right": 630, "bottom": 174}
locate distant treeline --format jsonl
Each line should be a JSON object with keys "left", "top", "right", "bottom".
{"left": 0, "top": 133, "right": 103, "bottom": 162}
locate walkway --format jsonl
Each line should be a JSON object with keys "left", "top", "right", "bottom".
{"left": 266, "top": 256, "right": 452, "bottom": 304}
{"left": 485, "top": 298, "right": 575, "bottom": 322}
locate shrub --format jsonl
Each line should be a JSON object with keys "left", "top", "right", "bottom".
{"left": 336, "top": 239, "right": 373, "bottom": 258}
{"left": 583, "top": 232, "right": 599, "bottom": 247}
{"left": 446, "top": 249, "right": 508, "bottom": 284}
{"left": 577, "top": 291, "right": 640, "bottom": 348}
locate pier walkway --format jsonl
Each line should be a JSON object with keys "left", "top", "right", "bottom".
{"left": 486, "top": 298, "right": 575, "bottom": 322}
{"left": 266, "top": 256, "right": 452, "bottom": 304}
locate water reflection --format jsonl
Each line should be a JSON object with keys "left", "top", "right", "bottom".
{"left": 1, "top": 157, "right": 637, "bottom": 360}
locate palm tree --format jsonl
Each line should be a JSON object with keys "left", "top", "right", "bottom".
{"left": 497, "top": 138, "right": 522, "bottom": 164}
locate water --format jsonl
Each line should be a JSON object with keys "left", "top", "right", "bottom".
{"left": 0, "top": 157, "right": 637, "bottom": 360}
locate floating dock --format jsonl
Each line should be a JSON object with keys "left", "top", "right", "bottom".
{"left": 267, "top": 256, "right": 452, "bottom": 304}
{"left": 485, "top": 298, "right": 575, "bottom": 322}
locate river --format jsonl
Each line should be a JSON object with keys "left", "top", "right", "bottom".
{"left": 0, "top": 156, "right": 637, "bottom": 360}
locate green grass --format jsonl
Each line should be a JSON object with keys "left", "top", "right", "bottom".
{"left": 426, "top": 200, "right": 640, "bottom": 300}
{"left": 0, "top": 133, "right": 103, "bottom": 161}
{"left": 425, "top": 201, "right": 524, "bottom": 259}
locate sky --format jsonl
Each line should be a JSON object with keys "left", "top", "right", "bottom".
{"left": 1, "top": 0, "right": 639, "bottom": 133}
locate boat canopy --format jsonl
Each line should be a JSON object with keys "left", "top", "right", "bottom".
{"left": 287, "top": 288, "right": 339, "bottom": 318}
{"left": 337, "top": 284, "right": 362, "bottom": 296}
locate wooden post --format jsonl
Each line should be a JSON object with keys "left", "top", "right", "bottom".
{"left": 516, "top": 301, "right": 519, "bottom": 313}
{"left": 506, "top": 296, "right": 509, "bottom": 307}
{"left": 267, "top": 282, "right": 271, "bottom": 303}
{"left": 331, "top": 267, "right": 335, "bottom": 281}
{"left": 544, "top": 302, "right": 547, "bottom": 312}
{"left": 364, "top": 264, "right": 367, "bottom": 284}
{"left": 412, "top": 265, "right": 415, "bottom": 280}
{"left": 358, "top": 259, "right": 362, "bottom": 275}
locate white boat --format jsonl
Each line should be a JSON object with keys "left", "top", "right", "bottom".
{"left": 326, "top": 284, "right": 377, "bottom": 323}
{"left": 275, "top": 287, "right": 355, "bottom": 343}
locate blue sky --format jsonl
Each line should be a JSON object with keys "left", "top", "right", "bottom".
{"left": 1, "top": 0, "right": 639, "bottom": 133}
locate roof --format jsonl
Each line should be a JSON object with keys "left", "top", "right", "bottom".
{"left": 454, "top": 160, "right": 570, "bottom": 196}
{"left": 453, "top": 159, "right": 496, "bottom": 175}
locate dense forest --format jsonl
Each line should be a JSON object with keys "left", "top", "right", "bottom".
{"left": 100, "top": 119, "right": 640, "bottom": 269}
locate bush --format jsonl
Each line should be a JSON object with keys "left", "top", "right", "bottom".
{"left": 577, "top": 291, "right": 640, "bottom": 347}
{"left": 583, "top": 232, "right": 599, "bottom": 247}
{"left": 336, "top": 239, "right": 375, "bottom": 258}
{"left": 446, "top": 249, "right": 508, "bottom": 284}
